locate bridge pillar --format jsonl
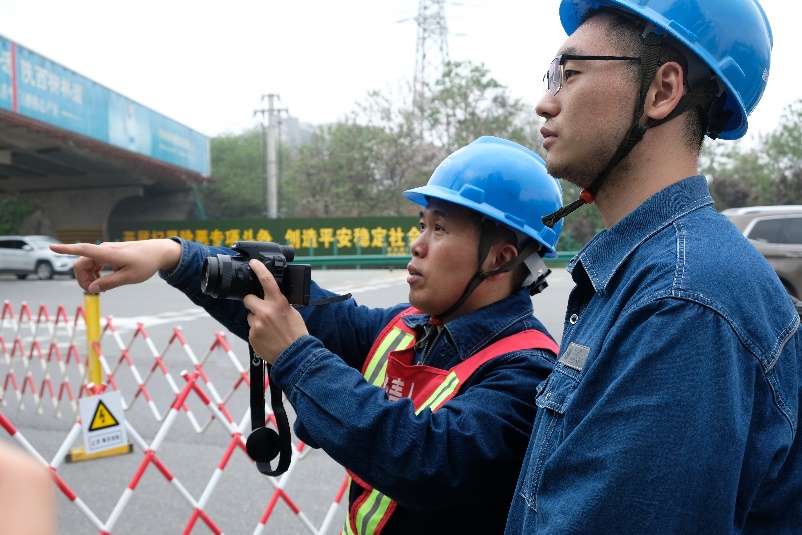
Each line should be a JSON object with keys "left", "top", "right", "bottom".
{"left": 18, "top": 186, "right": 142, "bottom": 243}
{"left": 18, "top": 185, "right": 198, "bottom": 243}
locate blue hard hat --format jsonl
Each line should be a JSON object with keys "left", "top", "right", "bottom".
{"left": 558, "top": 0, "right": 773, "bottom": 140}
{"left": 404, "top": 136, "right": 563, "bottom": 257}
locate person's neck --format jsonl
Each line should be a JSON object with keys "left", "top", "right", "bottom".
{"left": 594, "top": 129, "right": 698, "bottom": 228}
{"left": 441, "top": 284, "right": 514, "bottom": 325}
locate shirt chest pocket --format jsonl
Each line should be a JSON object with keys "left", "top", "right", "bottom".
{"left": 519, "top": 365, "right": 580, "bottom": 513}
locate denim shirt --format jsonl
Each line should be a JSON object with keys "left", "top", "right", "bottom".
{"left": 505, "top": 176, "right": 802, "bottom": 534}
{"left": 161, "top": 239, "right": 557, "bottom": 534}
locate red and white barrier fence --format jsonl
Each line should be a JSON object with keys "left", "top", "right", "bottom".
{"left": 0, "top": 300, "right": 349, "bottom": 534}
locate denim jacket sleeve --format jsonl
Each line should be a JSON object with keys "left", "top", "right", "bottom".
{"left": 159, "top": 239, "right": 249, "bottom": 338}
{"left": 271, "top": 333, "right": 555, "bottom": 511}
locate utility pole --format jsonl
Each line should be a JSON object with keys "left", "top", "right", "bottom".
{"left": 254, "top": 93, "right": 286, "bottom": 218}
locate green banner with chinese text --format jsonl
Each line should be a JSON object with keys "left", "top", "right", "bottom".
{"left": 110, "top": 216, "right": 420, "bottom": 257}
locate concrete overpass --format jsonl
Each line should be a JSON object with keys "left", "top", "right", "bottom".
{"left": 0, "top": 34, "right": 210, "bottom": 243}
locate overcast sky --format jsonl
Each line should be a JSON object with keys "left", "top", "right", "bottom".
{"left": 2, "top": 0, "right": 799, "bottom": 146}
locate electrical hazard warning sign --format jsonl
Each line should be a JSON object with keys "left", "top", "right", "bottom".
{"left": 79, "top": 391, "right": 128, "bottom": 454}
{"left": 89, "top": 400, "right": 119, "bottom": 430}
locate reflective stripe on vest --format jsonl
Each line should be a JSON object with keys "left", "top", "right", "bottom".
{"left": 342, "top": 307, "right": 559, "bottom": 535}
{"left": 341, "top": 309, "right": 419, "bottom": 535}
{"left": 343, "top": 474, "right": 396, "bottom": 535}
{"left": 364, "top": 326, "right": 415, "bottom": 387}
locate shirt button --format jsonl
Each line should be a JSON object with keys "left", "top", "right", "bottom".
{"left": 569, "top": 313, "right": 579, "bottom": 325}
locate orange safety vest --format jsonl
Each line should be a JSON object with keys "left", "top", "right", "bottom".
{"left": 342, "top": 307, "right": 559, "bottom": 535}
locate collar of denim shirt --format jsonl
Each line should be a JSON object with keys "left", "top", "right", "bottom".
{"left": 567, "top": 175, "right": 714, "bottom": 296}
{"left": 401, "top": 288, "right": 536, "bottom": 362}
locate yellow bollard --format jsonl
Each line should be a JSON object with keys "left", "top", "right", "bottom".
{"left": 84, "top": 292, "right": 103, "bottom": 387}
{"left": 65, "top": 292, "right": 133, "bottom": 462}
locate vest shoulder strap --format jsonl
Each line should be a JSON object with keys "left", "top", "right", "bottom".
{"left": 451, "top": 329, "right": 559, "bottom": 380}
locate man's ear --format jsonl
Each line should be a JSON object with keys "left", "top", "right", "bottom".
{"left": 484, "top": 242, "right": 519, "bottom": 280}
{"left": 645, "top": 61, "right": 684, "bottom": 121}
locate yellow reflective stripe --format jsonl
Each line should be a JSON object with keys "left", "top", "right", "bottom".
{"left": 355, "top": 488, "right": 394, "bottom": 535}
{"left": 398, "top": 332, "right": 414, "bottom": 349}
{"left": 342, "top": 515, "right": 357, "bottom": 535}
{"left": 372, "top": 359, "right": 389, "bottom": 388}
{"left": 415, "top": 371, "right": 460, "bottom": 415}
{"left": 364, "top": 329, "right": 402, "bottom": 385}
{"left": 342, "top": 476, "right": 356, "bottom": 535}
{"left": 364, "top": 330, "right": 414, "bottom": 386}
{"left": 344, "top": 320, "right": 417, "bottom": 534}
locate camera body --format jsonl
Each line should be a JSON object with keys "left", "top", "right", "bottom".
{"left": 201, "top": 241, "right": 311, "bottom": 305}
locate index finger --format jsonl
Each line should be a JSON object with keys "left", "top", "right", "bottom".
{"left": 50, "top": 242, "right": 109, "bottom": 264}
{"left": 248, "top": 259, "right": 284, "bottom": 302}
{"left": 49, "top": 243, "right": 110, "bottom": 292}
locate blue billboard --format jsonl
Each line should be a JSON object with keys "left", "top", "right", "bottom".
{"left": 0, "top": 35, "right": 209, "bottom": 176}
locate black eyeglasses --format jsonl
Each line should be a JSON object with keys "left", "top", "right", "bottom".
{"left": 543, "top": 54, "right": 641, "bottom": 95}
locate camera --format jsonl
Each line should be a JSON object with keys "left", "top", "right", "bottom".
{"left": 201, "top": 241, "right": 311, "bottom": 304}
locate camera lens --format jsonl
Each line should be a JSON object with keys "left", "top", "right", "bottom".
{"left": 201, "top": 242, "right": 305, "bottom": 302}
{"left": 201, "top": 257, "right": 219, "bottom": 296}
{"left": 201, "top": 254, "right": 236, "bottom": 298}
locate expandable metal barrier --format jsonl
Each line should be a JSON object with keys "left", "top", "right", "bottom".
{"left": 0, "top": 299, "right": 349, "bottom": 534}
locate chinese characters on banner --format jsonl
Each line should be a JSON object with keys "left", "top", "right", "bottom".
{"left": 120, "top": 220, "right": 421, "bottom": 257}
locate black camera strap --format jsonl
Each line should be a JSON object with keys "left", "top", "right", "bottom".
{"left": 245, "top": 292, "right": 351, "bottom": 476}
{"left": 246, "top": 344, "right": 292, "bottom": 476}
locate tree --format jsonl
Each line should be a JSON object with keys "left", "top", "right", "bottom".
{"left": 760, "top": 99, "right": 802, "bottom": 205}
{"left": 204, "top": 60, "right": 547, "bottom": 220}
{"left": 281, "top": 121, "right": 387, "bottom": 217}
{"left": 773, "top": 167, "right": 802, "bottom": 205}
{"left": 763, "top": 99, "right": 802, "bottom": 177}
{"left": 201, "top": 128, "right": 266, "bottom": 218}
{"left": 0, "top": 195, "right": 37, "bottom": 234}
{"left": 355, "top": 89, "right": 447, "bottom": 216}
{"left": 700, "top": 139, "right": 771, "bottom": 204}
{"left": 708, "top": 176, "right": 754, "bottom": 209}
{"left": 699, "top": 98, "right": 802, "bottom": 210}
{"left": 425, "top": 61, "right": 541, "bottom": 153}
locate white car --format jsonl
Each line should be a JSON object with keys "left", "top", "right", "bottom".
{"left": 0, "top": 235, "right": 78, "bottom": 280}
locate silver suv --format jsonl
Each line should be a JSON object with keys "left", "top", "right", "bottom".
{"left": 723, "top": 206, "right": 802, "bottom": 298}
{"left": 0, "top": 235, "right": 78, "bottom": 280}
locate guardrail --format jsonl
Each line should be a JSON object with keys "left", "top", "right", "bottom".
{"left": 295, "top": 251, "right": 577, "bottom": 269}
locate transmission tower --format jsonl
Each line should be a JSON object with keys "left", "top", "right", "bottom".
{"left": 412, "top": 0, "right": 449, "bottom": 130}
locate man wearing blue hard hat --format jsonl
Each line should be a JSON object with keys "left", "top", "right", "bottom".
{"left": 54, "top": 136, "right": 565, "bottom": 534}
{"left": 505, "top": 1, "right": 802, "bottom": 533}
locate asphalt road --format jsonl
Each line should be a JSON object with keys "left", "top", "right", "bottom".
{"left": 0, "top": 267, "right": 572, "bottom": 535}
